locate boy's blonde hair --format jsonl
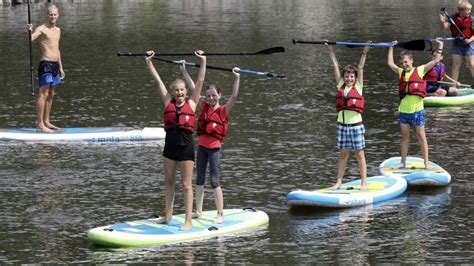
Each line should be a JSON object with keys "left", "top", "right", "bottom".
{"left": 458, "top": 0, "right": 472, "bottom": 10}
{"left": 47, "top": 3, "right": 58, "bottom": 13}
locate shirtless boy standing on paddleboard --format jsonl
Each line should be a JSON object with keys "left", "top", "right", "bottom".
{"left": 27, "top": 4, "right": 64, "bottom": 132}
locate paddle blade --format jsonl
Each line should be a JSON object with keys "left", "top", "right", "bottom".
{"left": 399, "top": 39, "right": 433, "bottom": 51}
{"left": 256, "top": 46, "right": 285, "bottom": 54}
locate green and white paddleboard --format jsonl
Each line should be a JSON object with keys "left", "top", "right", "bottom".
{"left": 87, "top": 208, "right": 269, "bottom": 248}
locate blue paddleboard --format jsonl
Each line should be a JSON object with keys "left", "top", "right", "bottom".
{"left": 87, "top": 208, "right": 269, "bottom": 247}
{"left": 379, "top": 156, "right": 451, "bottom": 186}
{"left": 287, "top": 176, "right": 407, "bottom": 208}
{"left": 0, "top": 127, "right": 165, "bottom": 142}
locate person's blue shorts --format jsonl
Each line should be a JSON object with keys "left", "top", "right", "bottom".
{"left": 336, "top": 123, "right": 365, "bottom": 151}
{"left": 38, "top": 60, "right": 61, "bottom": 89}
{"left": 399, "top": 110, "right": 426, "bottom": 126}
{"left": 452, "top": 39, "right": 474, "bottom": 56}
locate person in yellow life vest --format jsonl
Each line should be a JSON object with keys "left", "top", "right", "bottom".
{"left": 325, "top": 42, "right": 371, "bottom": 191}
{"left": 145, "top": 50, "right": 206, "bottom": 231}
{"left": 387, "top": 39, "right": 443, "bottom": 170}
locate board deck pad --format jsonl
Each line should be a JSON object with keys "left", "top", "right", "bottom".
{"left": 87, "top": 208, "right": 269, "bottom": 247}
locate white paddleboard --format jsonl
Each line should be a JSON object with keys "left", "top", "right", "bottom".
{"left": 287, "top": 176, "right": 407, "bottom": 208}
{"left": 379, "top": 156, "right": 451, "bottom": 186}
{"left": 0, "top": 127, "right": 165, "bottom": 142}
{"left": 87, "top": 208, "right": 269, "bottom": 247}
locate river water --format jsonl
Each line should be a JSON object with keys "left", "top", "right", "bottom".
{"left": 0, "top": 0, "right": 473, "bottom": 264}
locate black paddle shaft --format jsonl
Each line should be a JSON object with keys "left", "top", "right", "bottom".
{"left": 27, "top": 0, "right": 35, "bottom": 96}
{"left": 117, "top": 47, "right": 285, "bottom": 57}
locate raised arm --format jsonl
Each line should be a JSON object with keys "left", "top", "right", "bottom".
{"left": 387, "top": 42, "right": 399, "bottom": 73}
{"left": 145, "top": 51, "right": 171, "bottom": 106}
{"left": 357, "top": 43, "right": 371, "bottom": 85}
{"left": 422, "top": 39, "right": 443, "bottom": 71}
{"left": 439, "top": 12, "right": 450, "bottom": 30}
{"left": 179, "top": 60, "right": 195, "bottom": 90}
{"left": 188, "top": 50, "right": 206, "bottom": 109}
{"left": 325, "top": 43, "right": 341, "bottom": 82}
{"left": 224, "top": 67, "right": 240, "bottom": 116}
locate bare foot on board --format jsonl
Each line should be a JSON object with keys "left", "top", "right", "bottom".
{"left": 330, "top": 180, "right": 342, "bottom": 190}
{"left": 155, "top": 216, "right": 170, "bottom": 224}
{"left": 181, "top": 221, "right": 192, "bottom": 231}
{"left": 36, "top": 126, "right": 54, "bottom": 133}
{"left": 45, "top": 122, "right": 61, "bottom": 130}
{"left": 213, "top": 213, "right": 224, "bottom": 224}
{"left": 393, "top": 163, "right": 405, "bottom": 170}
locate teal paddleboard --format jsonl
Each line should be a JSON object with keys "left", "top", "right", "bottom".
{"left": 87, "top": 208, "right": 269, "bottom": 247}
{"left": 424, "top": 88, "right": 474, "bottom": 107}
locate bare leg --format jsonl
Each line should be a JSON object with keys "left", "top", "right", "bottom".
{"left": 399, "top": 123, "right": 411, "bottom": 168}
{"left": 466, "top": 54, "right": 474, "bottom": 78}
{"left": 415, "top": 126, "right": 431, "bottom": 170}
{"left": 331, "top": 150, "right": 350, "bottom": 189}
{"left": 193, "top": 185, "right": 204, "bottom": 218}
{"left": 179, "top": 160, "right": 194, "bottom": 231}
{"left": 43, "top": 87, "right": 60, "bottom": 130}
{"left": 156, "top": 157, "right": 177, "bottom": 224}
{"left": 36, "top": 86, "right": 54, "bottom": 132}
{"left": 213, "top": 186, "right": 224, "bottom": 224}
{"left": 451, "top": 54, "right": 462, "bottom": 81}
{"left": 354, "top": 150, "right": 367, "bottom": 191}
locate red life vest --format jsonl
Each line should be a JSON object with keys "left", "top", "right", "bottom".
{"left": 399, "top": 67, "right": 426, "bottom": 99}
{"left": 450, "top": 13, "right": 473, "bottom": 38}
{"left": 163, "top": 100, "right": 195, "bottom": 133}
{"left": 424, "top": 64, "right": 445, "bottom": 83}
{"left": 197, "top": 102, "right": 228, "bottom": 141}
{"left": 335, "top": 85, "right": 364, "bottom": 113}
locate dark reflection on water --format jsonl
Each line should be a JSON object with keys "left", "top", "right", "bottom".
{"left": 1, "top": 0, "right": 473, "bottom": 264}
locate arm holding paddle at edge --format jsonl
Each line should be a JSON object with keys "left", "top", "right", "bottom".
{"left": 223, "top": 67, "right": 240, "bottom": 115}
{"left": 145, "top": 51, "right": 171, "bottom": 106}
{"left": 387, "top": 41, "right": 400, "bottom": 74}
{"left": 188, "top": 50, "right": 206, "bottom": 111}
{"left": 357, "top": 42, "right": 372, "bottom": 86}
{"left": 324, "top": 42, "right": 341, "bottom": 83}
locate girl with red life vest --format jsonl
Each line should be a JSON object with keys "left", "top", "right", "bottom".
{"left": 193, "top": 68, "right": 240, "bottom": 224}
{"left": 424, "top": 50, "right": 460, "bottom": 97}
{"left": 387, "top": 40, "right": 443, "bottom": 170}
{"left": 145, "top": 50, "right": 206, "bottom": 231}
{"left": 439, "top": 0, "right": 474, "bottom": 80}
{"left": 325, "top": 42, "right": 371, "bottom": 191}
